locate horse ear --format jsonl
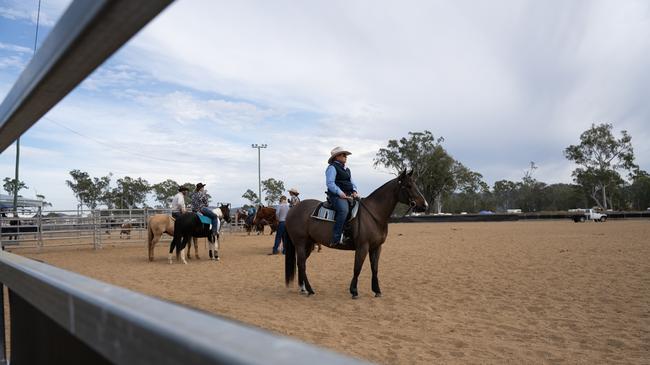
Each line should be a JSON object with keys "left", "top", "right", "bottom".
{"left": 407, "top": 169, "right": 414, "bottom": 177}
{"left": 398, "top": 169, "right": 406, "bottom": 178}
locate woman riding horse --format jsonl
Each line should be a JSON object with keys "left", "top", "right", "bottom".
{"left": 284, "top": 169, "right": 428, "bottom": 298}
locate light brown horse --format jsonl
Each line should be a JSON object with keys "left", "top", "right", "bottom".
{"left": 284, "top": 170, "right": 427, "bottom": 298}
{"left": 147, "top": 214, "right": 174, "bottom": 261}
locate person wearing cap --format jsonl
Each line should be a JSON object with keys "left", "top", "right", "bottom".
{"left": 190, "top": 183, "right": 219, "bottom": 236}
{"left": 171, "top": 186, "right": 189, "bottom": 219}
{"left": 326, "top": 146, "right": 358, "bottom": 246}
{"left": 288, "top": 188, "right": 300, "bottom": 208}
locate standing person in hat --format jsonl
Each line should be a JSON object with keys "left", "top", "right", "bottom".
{"left": 190, "top": 183, "right": 219, "bottom": 237}
{"left": 288, "top": 188, "right": 300, "bottom": 208}
{"left": 326, "top": 146, "right": 358, "bottom": 246}
{"left": 171, "top": 186, "right": 189, "bottom": 219}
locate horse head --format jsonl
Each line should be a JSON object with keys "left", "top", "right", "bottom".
{"left": 218, "top": 203, "right": 232, "bottom": 223}
{"left": 253, "top": 205, "right": 275, "bottom": 225}
{"left": 397, "top": 169, "right": 428, "bottom": 212}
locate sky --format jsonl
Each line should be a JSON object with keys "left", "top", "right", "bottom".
{"left": 0, "top": 0, "right": 649, "bottom": 210}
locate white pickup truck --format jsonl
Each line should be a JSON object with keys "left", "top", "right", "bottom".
{"left": 569, "top": 209, "right": 607, "bottom": 223}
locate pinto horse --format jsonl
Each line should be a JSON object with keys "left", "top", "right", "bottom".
{"left": 252, "top": 206, "right": 278, "bottom": 235}
{"left": 147, "top": 203, "right": 230, "bottom": 262}
{"left": 168, "top": 204, "right": 231, "bottom": 264}
{"left": 284, "top": 170, "right": 427, "bottom": 298}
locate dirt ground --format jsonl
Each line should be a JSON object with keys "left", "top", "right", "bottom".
{"left": 13, "top": 220, "right": 650, "bottom": 364}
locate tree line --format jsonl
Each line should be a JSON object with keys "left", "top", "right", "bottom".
{"left": 375, "top": 124, "right": 649, "bottom": 213}
{"left": 5, "top": 123, "right": 647, "bottom": 213}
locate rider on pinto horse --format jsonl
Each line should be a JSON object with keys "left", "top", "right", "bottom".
{"left": 326, "top": 146, "right": 358, "bottom": 247}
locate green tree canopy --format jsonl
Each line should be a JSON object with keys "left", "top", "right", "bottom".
{"left": 262, "top": 178, "right": 285, "bottom": 206}
{"left": 152, "top": 179, "right": 179, "bottom": 207}
{"left": 111, "top": 176, "right": 151, "bottom": 209}
{"left": 3, "top": 177, "right": 27, "bottom": 196}
{"left": 66, "top": 170, "right": 111, "bottom": 210}
{"left": 564, "top": 123, "right": 637, "bottom": 210}
{"left": 242, "top": 189, "right": 260, "bottom": 205}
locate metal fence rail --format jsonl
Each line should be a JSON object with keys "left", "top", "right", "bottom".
{"left": 1, "top": 208, "right": 242, "bottom": 249}
{"left": 0, "top": 251, "right": 369, "bottom": 365}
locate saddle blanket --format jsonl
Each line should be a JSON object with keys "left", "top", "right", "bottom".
{"left": 311, "top": 200, "right": 359, "bottom": 222}
{"left": 197, "top": 214, "right": 212, "bottom": 226}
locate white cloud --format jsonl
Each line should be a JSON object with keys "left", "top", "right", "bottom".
{"left": 0, "top": 0, "right": 71, "bottom": 26}
{"left": 2, "top": 0, "right": 650, "bottom": 209}
{"left": 0, "top": 42, "right": 32, "bottom": 53}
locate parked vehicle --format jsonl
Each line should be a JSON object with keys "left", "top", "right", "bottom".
{"left": 569, "top": 208, "right": 607, "bottom": 223}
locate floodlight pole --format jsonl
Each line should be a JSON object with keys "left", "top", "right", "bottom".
{"left": 251, "top": 144, "right": 267, "bottom": 205}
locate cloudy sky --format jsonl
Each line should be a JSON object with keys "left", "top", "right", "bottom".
{"left": 1, "top": 0, "right": 649, "bottom": 210}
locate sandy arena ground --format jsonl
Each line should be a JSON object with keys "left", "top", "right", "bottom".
{"left": 12, "top": 220, "right": 650, "bottom": 364}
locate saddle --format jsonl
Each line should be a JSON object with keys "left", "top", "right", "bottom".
{"left": 311, "top": 198, "right": 359, "bottom": 223}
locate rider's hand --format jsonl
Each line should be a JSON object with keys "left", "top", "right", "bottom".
{"left": 351, "top": 192, "right": 358, "bottom": 198}
{"left": 339, "top": 192, "right": 348, "bottom": 199}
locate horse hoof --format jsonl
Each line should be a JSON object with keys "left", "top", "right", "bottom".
{"left": 351, "top": 294, "right": 359, "bottom": 299}
{"left": 374, "top": 293, "right": 382, "bottom": 298}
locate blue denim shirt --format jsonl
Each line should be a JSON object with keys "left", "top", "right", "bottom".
{"left": 326, "top": 162, "right": 357, "bottom": 197}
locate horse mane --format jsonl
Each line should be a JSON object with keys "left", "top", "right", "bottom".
{"left": 364, "top": 175, "right": 399, "bottom": 201}
{"left": 213, "top": 207, "right": 223, "bottom": 218}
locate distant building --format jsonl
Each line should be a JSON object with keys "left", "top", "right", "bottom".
{"left": 0, "top": 194, "right": 45, "bottom": 214}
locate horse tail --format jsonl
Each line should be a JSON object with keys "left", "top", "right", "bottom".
{"left": 284, "top": 228, "right": 296, "bottom": 286}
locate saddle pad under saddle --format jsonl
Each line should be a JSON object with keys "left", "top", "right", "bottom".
{"left": 311, "top": 201, "right": 359, "bottom": 223}
{"left": 197, "top": 214, "right": 212, "bottom": 226}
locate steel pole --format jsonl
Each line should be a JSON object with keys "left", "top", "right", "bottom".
{"left": 257, "top": 147, "right": 261, "bottom": 205}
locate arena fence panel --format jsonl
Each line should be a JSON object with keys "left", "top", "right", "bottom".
{"left": 0, "top": 251, "right": 371, "bottom": 364}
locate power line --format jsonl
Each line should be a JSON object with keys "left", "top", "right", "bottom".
{"left": 44, "top": 117, "right": 212, "bottom": 163}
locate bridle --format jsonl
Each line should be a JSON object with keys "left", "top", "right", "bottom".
{"left": 397, "top": 179, "right": 418, "bottom": 218}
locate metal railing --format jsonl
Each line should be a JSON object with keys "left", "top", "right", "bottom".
{"left": 0, "top": 251, "right": 369, "bottom": 364}
{"left": 0, "top": 208, "right": 244, "bottom": 249}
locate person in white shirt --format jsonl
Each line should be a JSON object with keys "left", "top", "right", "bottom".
{"left": 270, "top": 196, "right": 289, "bottom": 255}
{"left": 171, "top": 186, "right": 189, "bottom": 219}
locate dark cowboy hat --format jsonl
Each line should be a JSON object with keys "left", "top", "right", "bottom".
{"left": 178, "top": 186, "right": 189, "bottom": 192}
{"left": 328, "top": 146, "right": 352, "bottom": 164}
{"left": 195, "top": 182, "right": 206, "bottom": 191}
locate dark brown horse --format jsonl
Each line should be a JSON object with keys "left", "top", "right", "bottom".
{"left": 284, "top": 170, "right": 427, "bottom": 298}
{"left": 253, "top": 206, "right": 278, "bottom": 235}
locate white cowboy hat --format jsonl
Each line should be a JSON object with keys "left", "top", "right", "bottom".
{"left": 328, "top": 146, "right": 352, "bottom": 163}
{"left": 288, "top": 188, "right": 299, "bottom": 195}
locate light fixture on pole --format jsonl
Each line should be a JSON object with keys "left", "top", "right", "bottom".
{"left": 251, "top": 144, "right": 267, "bottom": 205}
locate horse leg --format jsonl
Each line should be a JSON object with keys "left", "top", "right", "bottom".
{"left": 296, "top": 244, "right": 314, "bottom": 295}
{"left": 350, "top": 243, "right": 369, "bottom": 299}
{"left": 213, "top": 234, "right": 220, "bottom": 261}
{"left": 193, "top": 237, "right": 200, "bottom": 259}
{"left": 369, "top": 245, "right": 383, "bottom": 297}
{"left": 168, "top": 237, "right": 176, "bottom": 264}
{"left": 148, "top": 227, "right": 155, "bottom": 262}
{"left": 179, "top": 235, "right": 190, "bottom": 265}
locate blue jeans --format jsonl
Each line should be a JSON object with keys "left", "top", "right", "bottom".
{"left": 332, "top": 196, "right": 349, "bottom": 243}
{"left": 200, "top": 207, "right": 219, "bottom": 235}
{"left": 273, "top": 221, "right": 286, "bottom": 254}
